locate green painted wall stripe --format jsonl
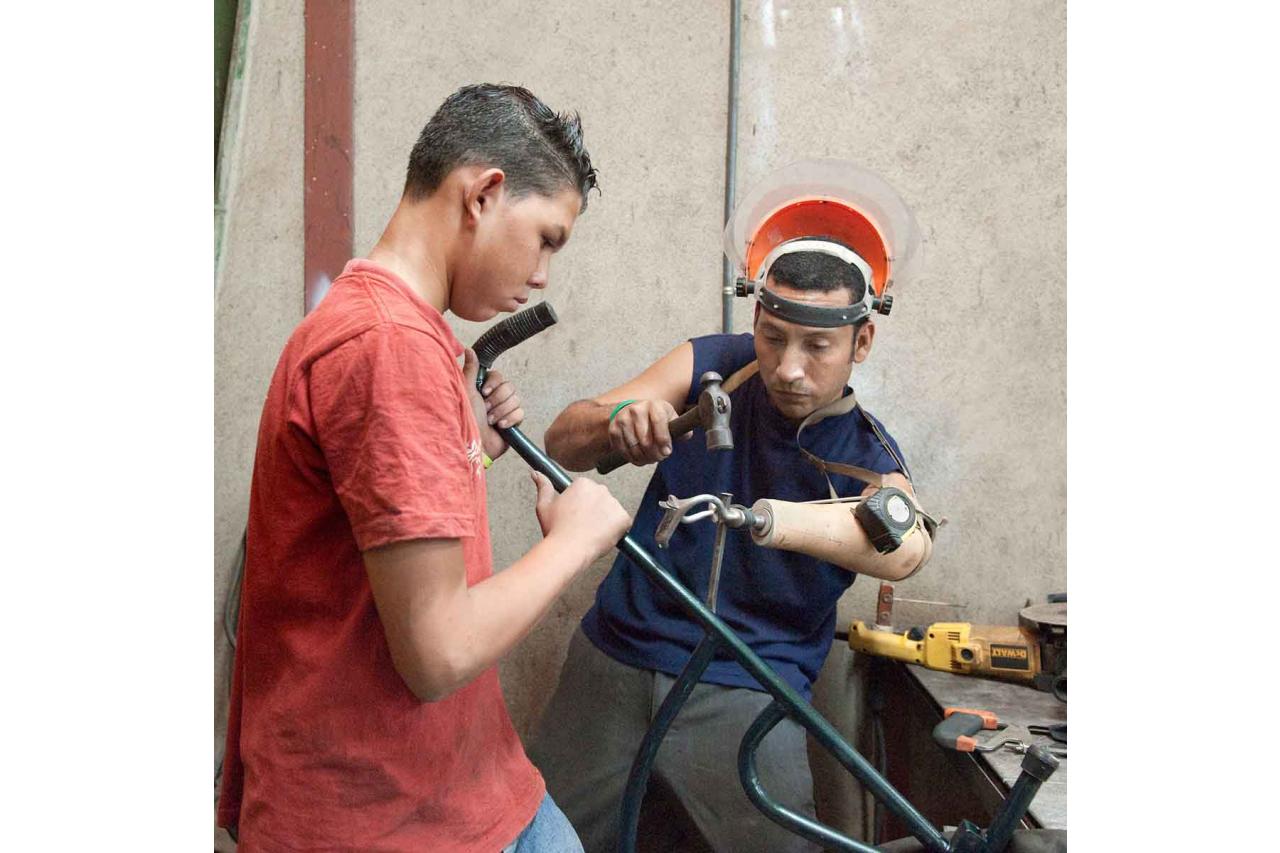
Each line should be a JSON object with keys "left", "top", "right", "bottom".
{"left": 214, "top": 0, "right": 238, "bottom": 164}
{"left": 215, "top": 0, "right": 252, "bottom": 281}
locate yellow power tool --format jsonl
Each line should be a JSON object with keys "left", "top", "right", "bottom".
{"left": 847, "top": 596, "right": 1067, "bottom": 699}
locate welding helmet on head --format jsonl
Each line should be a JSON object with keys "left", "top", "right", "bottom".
{"left": 725, "top": 159, "right": 921, "bottom": 327}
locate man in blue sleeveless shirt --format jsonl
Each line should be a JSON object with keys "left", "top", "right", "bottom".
{"left": 528, "top": 159, "right": 933, "bottom": 851}
{"left": 529, "top": 218, "right": 933, "bottom": 850}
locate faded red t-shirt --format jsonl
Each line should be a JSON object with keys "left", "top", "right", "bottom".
{"left": 217, "top": 259, "right": 544, "bottom": 851}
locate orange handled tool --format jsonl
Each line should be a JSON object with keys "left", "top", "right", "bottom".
{"left": 932, "top": 707, "right": 1000, "bottom": 753}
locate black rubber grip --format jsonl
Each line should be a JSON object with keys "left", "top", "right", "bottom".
{"left": 473, "top": 302, "right": 559, "bottom": 369}
{"left": 932, "top": 712, "right": 986, "bottom": 752}
{"left": 595, "top": 405, "right": 702, "bottom": 475}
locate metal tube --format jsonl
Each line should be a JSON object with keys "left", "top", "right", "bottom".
{"left": 738, "top": 702, "right": 881, "bottom": 852}
{"left": 982, "top": 746, "right": 1059, "bottom": 852}
{"left": 490, "top": 417, "right": 948, "bottom": 852}
{"left": 721, "top": 0, "right": 742, "bottom": 332}
{"left": 475, "top": 358, "right": 948, "bottom": 852}
{"left": 612, "top": 538, "right": 947, "bottom": 850}
{"left": 705, "top": 497, "right": 730, "bottom": 611}
{"left": 494, "top": 421, "right": 574, "bottom": 491}
{"left": 618, "top": 637, "right": 719, "bottom": 852}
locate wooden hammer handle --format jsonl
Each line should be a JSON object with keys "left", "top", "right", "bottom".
{"left": 594, "top": 361, "right": 758, "bottom": 476}
{"left": 595, "top": 406, "right": 701, "bottom": 475}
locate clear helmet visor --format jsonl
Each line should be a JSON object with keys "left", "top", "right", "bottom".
{"left": 723, "top": 159, "right": 922, "bottom": 296}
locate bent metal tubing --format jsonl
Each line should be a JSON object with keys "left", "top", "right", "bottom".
{"left": 472, "top": 306, "right": 1044, "bottom": 853}
{"left": 471, "top": 379, "right": 945, "bottom": 851}
{"left": 617, "top": 636, "right": 720, "bottom": 852}
{"left": 488, "top": 415, "right": 945, "bottom": 852}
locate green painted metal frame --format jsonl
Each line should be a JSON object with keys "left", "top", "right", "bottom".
{"left": 475, "top": 307, "right": 1055, "bottom": 853}
{"left": 473, "top": 372, "right": 948, "bottom": 851}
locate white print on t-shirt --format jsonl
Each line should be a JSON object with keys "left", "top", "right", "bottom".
{"left": 465, "top": 439, "right": 484, "bottom": 479}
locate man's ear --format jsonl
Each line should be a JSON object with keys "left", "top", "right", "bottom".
{"left": 852, "top": 320, "right": 876, "bottom": 364}
{"left": 463, "top": 168, "right": 507, "bottom": 224}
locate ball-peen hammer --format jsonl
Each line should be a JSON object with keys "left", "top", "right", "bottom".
{"left": 595, "top": 370, "right": 737, "bottom": 475}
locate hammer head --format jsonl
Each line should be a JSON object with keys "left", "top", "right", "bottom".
{"left": 696, "top": 371, "right": 733, "bottom": 452}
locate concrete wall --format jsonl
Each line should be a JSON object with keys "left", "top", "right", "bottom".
{"left": 215, "top": 0, "right": 1065, "bottom": 839}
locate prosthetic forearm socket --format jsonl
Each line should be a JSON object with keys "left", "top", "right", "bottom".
{"left": 749, "top": 495, "right": 931, "bottom": 581}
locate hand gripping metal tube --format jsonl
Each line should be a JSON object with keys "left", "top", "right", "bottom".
{"left": 471, "top": 303, "right": 573, "bottom": 492}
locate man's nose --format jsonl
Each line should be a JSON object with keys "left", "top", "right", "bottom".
{"left": 777, "top": 346, "right": 806, "bottom": 383}
{"left": 528, "top": 254, "right": 550, "bottom": 289}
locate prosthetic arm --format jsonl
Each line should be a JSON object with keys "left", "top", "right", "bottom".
{"left": 658, "top": 484, "right": 935, "bottom": 583}
{"left": 750, "top": 486, "right": 935, "bottom": 581}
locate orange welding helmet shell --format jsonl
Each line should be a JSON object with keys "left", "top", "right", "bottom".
{"left": 725, "top": 160, "right": 921, "bottom": 297}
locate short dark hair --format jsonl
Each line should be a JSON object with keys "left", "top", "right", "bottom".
{"left": 404, "top": 84, "right": 598, "bottom": 210}
{"left": 767, "top": 248, "right": 867, "bottom": 303}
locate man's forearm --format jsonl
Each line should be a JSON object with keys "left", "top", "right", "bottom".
{"left": 397, "top": 535, "right": 598, "bottom": 701}
{"left": 545, "top": 400, "right": 613, "bottom": 471}
{"left": 455, "top": 533, "right": 599, "bottom": 680}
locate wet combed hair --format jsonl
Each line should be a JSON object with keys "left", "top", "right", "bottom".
{"left": 404, "top": 84, "right": 598, "bottom": 210}
{"left": 767, "top": 246, "right": 868, "bottom": 304}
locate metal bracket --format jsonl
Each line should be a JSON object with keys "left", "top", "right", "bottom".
{"left": 655, "top": 493, "right": 757, "bottom": 548}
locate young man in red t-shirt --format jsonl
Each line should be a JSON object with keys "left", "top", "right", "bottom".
{"left": 218, "top": 84, "right": 632, "bottom": 852}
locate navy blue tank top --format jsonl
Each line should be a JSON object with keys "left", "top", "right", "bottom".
{"left": 580, "top": 333, "right": 906, "bottom": 698}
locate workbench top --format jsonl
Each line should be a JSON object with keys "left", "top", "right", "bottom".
{"left": 908, "top": 667, "right": 1068, "bottom": 830}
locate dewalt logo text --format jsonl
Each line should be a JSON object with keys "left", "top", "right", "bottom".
{"left": 989, "top": 643, "right": 1031, "bottom": 670}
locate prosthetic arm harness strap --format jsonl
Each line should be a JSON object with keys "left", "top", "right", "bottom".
{"left": 793, "top": 383, "right": 942, "bottom": 541}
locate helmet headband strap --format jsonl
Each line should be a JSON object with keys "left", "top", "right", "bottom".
{"left": 752, "top": 239, "right": 876, "bottom": 328}
{"left": 756, "top": 286, "right": 871, "bottom": 328}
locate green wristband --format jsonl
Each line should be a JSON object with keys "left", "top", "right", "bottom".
{"left": 609, "top": 399, "right": 638, "bottom": 422}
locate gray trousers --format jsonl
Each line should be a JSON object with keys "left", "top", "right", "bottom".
{"left": 528, "top": 627, "right": 820, "bottom": 853}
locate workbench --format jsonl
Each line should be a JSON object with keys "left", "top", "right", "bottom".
{"left": 874, "top": 662, "right": 1067, "bottom": 839}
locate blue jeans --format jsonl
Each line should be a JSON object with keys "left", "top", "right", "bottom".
{"left": 501, "top": 793, "right": 584, "bottom": 853}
